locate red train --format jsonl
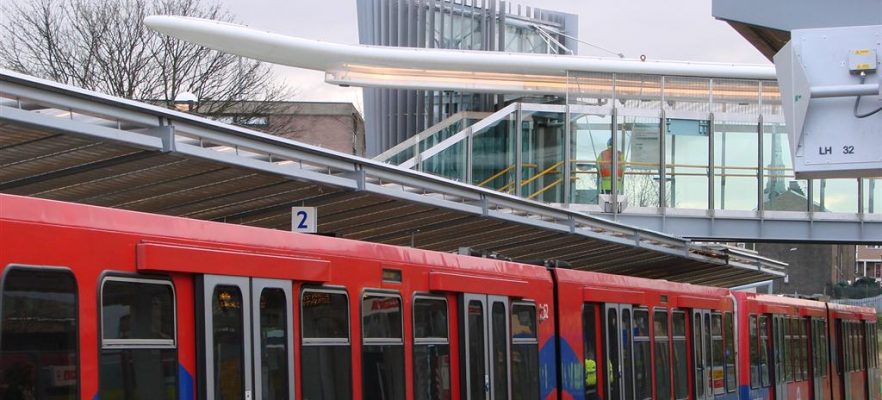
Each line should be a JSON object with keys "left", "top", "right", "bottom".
{"left": 0, "top": 193, "right": 878, "bottom": 400}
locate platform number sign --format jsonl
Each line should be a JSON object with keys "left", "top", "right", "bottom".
{"left": 291, "top": 207, "right": 317, "bottom": 233}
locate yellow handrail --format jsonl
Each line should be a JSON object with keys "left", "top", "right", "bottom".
{"left": 477, "top": 165, "right": 515, "bottom": 187}
{"left": 528, "top": 178, "right": 563, "bottom": 200}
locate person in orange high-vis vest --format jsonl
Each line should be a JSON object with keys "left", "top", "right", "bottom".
{"left": 597, "top": 138, "right": 624, "bottom": 194}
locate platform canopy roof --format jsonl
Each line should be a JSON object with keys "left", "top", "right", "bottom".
{"left": 0, "top": 70, "right": 785, "bottom": 287}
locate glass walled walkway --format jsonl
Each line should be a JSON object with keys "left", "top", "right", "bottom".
{"left": 375, "top": 72, "right": 882, "bottom": 242}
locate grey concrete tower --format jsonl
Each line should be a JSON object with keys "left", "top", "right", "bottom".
{"left": 356, "top": 0, "right": 578, "bottom": 156}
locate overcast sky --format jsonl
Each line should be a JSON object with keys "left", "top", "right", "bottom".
{"left": 217, "top": 0, "right": 771, "bottom": 104}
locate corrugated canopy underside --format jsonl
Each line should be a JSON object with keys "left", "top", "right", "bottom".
{"left": 0, "top": 70, "right": 785, "bottom": 287}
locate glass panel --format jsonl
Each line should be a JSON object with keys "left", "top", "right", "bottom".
{"left": 749, "top": 316, "right": 760, "bottom": 388}
{"left": 711, "top": 314, "right": 724, "bottom": 394}
{"left": 511, "top": 304, "right": 536, "bottom": 339}
{"left": 362, "top": 344, "right": 405, "bottom": 400}
{"left": 666, "top": 118, "right": 710, "bottom": 209}
{"left": 606, "top": 308, "right": 621, "bottom": 400}
{"left": 362, "top": 295, "right": 402, "bottom": 339}
{"left": 414, "top": 343, "right": 451, "bottom": 400}
{"left": 762, "top": 122, "right": 809, "bottom": 211}
{"left": 511, "top": 344, "right": 538, "bottom": 400}
{"left": 672, "top": 312, "right": 688, "bottom": 400}
{"left": 622, "top": 309, "right": 633, "bottom": 400}
{"left": 102, "top": 280, "right": 174, "bottom": 341}
{"left": 653, "top": 311, "right": 671, "bottom": 400}
{"left": 634, "top": 309, "right": 651, "bottom": 400}
{"left": 421, "top": 137, "right": 467, "bottom": 182}
{"left": 520, "top": 111, "right": 566, "bottom": 203}
{"left": 302, "top": 346, "right": 352, "bottom": 400}
{"left": 619, "top": 116, "right": 663, "bottom": 207}
{"left": 785, "top": 319, "right": 793, "bottom": 381}
{"left": 714, "top": 121, "right": 758, "bottom": 210}
{"left": 468, "top": 300, "right": 486, "bottom": 400}
{"left": 213, "top": 285, "right": 244, "bottom": 400}
{"left": 812, "top": 179, "right": 860, "bottom": 213}
{"left": 759, "top": 316, "right": 770, "bottom": 387}
{"left": 302, "top": 291, "right": 349, "bottom": 339}
{"left": 259, "top": 289, "right": 289, "bottom": 400}
{"left": 414, "top": 298, "right": 448, "bottom": 339}
{"left": 99, "top": 349, "right": 176, "bottom": 400}
{"left": 491, "top": 303, "right": 508, "bottom": 400}
{"left": 583, "top": 305, "right": 599, "bottom": 398}
{"left": 819, "top": 321, "right": 827, "bottom": 376}
{"left": 472, "top": 113, "right": 517, "bottom": 193}
{"left": 570, "top": 114, "right": 612, "bottom": 205}
{"left": 0, "top": 269, "right": 79, "bottom": 400}
{"left": 693, "top": 314, "right": 704, "bottom": 398}
{"left": 724, "top": 312, "right": 736, "bottom": 392}
{"left": 703, "top": 315, "right": 712, "bottom": 394}
{"left": 863, "top": 178, "right": 882, "bottom": 213}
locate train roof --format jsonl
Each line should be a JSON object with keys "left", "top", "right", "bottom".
{"left": 0, "top": 194, "right": 550, "bottom": 282}
{"left": 555, "top": 267, "right": 730, "bottom": 296}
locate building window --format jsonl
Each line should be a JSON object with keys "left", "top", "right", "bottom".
{"left": 1, "top": 267, "right": 79, "bottom": 400}
{"left": 100, "top": 276, "right": 177, "bottom": 399}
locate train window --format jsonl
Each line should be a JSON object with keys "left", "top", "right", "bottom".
{"left": 711, "top": 313, "right": 724, "bottom": 394}
{"left": 723, "top": 312, "right": 735, "bottom": 392}
{"left": 0, "top": 267, "right": 79, "bottom": 400}
{"left": 491, "top": 302, "right": 509, "bottom": 400}
{"left": 301, "top": 289, "right": 351, "bottom": 400}
{"left": 633, "top": 308, "right": 651, "bottom": 400}
{"left": 819, "top": 320, "right": 828, "bottom": 376}
{"left": 784, "top": 318, "right": 794, "bottom": 382}
{"left": 749, "top": 316, "right": 759, "bottom": 388}
{"left": 653, "top": 310, "right": 671, "bottom": 400}
{"left": 212, "top": 285, "right": 245, "bottom": 400}
{"left": 100, "top": 277, "right": 177, "bottom": 399}
{"left": 758, "top": 316, "right": 770, "bottom": 387}
{"left": 671, "top": 311, "right": 687, "bottom": 400}
{"left": 362, "top": 293, "right": 404, "bottom": 400}
{"left": 511, "top": 303, "right": 539, "bottom": 400}
{"left": 468, "top": 300, "right": 486, "bottom": 400}
{"left": 413, "top": 297, "right": 450, "bottom": 400}
{"left": 799, "top": 319, "right": 808, "bottom": 380}
{"left": 583, "top": 305, "right": 600, "bottom": 400}
{"left": 259, "top": 288, "right": 290, "bottom": 400}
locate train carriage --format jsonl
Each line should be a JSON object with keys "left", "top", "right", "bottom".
{"left": 0, "top": 193, "right": 879, "bottom": 400}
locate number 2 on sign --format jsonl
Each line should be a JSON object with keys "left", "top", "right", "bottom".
{"left": 296, "top": 210, "right": 308, "bottom": 229}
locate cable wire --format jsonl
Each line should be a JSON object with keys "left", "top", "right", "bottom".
{"left": 853, "top": 74, "right": 882, "bottom": 118}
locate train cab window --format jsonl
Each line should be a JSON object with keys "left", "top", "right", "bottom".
{"left": 653, "top": 310, "right": 671, "bottom": 400}
{"left": 671, "top": 311, "right": 687, "bottom": 400}
{"left": 711, "top": 313, "right": 724, "bottom": 394}
{"left": 413, "top": 297, "right": 450, "bottom": 400}
{"left": 633, "top": 308, "right": 651, "bottom": 400}
{"left": 749, "top": 316, "right": 760, "bottom": 388}
{"left": 100, "top": 277, "right": 176, "bottom": 400}
{"left": 758, "top": 315, "right": 771, "bottom": 387}
{"left": 0, "top": 267, "right": 79, "bottom": 400}
{"left": 511, "top": 303, "right": 539, "bottom": 400}
{"left": 723, "top": 312, "right": 735, "bottom": 392}
{"left": 583, "top": 305, "right": 600, "bottom": 399}
{"left": 362, "top": 293, "right": 404, "bottom": 400}
{"left": 301, "top": 289, "right": 351, "bottom": 400}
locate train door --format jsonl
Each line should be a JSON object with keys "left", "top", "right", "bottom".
{"left": 603, "top": 303, "right": 634, "bottom": 400}
{"left": 200, "top": 275, "right": 295, "bottom": 400}
{"left": 461, "top": 294, "right": 510, "bottom": 400}
{"left": 692, "top": 310, "right": 713, "bottom": 400}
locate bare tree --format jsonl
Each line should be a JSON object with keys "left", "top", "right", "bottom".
{"left": 0, "top": 0, "right": 291, "bottom": 125}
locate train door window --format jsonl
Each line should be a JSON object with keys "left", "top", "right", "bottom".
{"left": 819, "top": 320, "right": 828, "bottom": 377}
{"left": 749, "top": 315, "right": 760, "bottom": 388}
{"left": 413, "top": 297, "right": 450, "bottom": 400}
{"left": 800, "top": 319, "right": 808, "bottom": 380}
{"left": 653, "top": 309, "right": 671, "bottom": 400}
{"left": 784, "top": 318, "right": 794, "bottom": 382}
{"left": 693, "top": 312, "right": 705, "bottom": 399}
{"left": 301, "top": 288, "right": 351, "bottom": 400}
{"left": 491, "top": 302, "right": 509, "bottom": 400}
{"left": 583, "top": 304, "right": 599, "bottom": 399}
{"left": 255, "top": 284, "right": 292, "bottom": 400}
{"left": 811, "top": 320, "right": 820, "bottom": 380}
{"left": 510, "top": 303, "right": 538, "bottom": 400}
{"left": 710, "top": 313, "right": 724, "bottom": 395}
{"left": 621, "top": 308, "right": 634, "bottom": 400}
{"left": 0, "top": 267, "right": 78, "bottom": 400}
{"left": 723, "top": 312, "right": 735, "bottom": 392}
{"left": 671, "top": 311, "right": 688, "bottom": 400}
{"left": 758, "top": 315, "right": 770, "bottom": 387}
{"left": 100, "top": 277, "right": 176, "bottom": 400}
{"left": 772, "top": 316, "right": 782, "bottom": 384}
{"left": 362, "top": 293, "right": 404, "bottom": 400}
{"left": 634, "top": 308, "right": 651, "bottom": 400}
